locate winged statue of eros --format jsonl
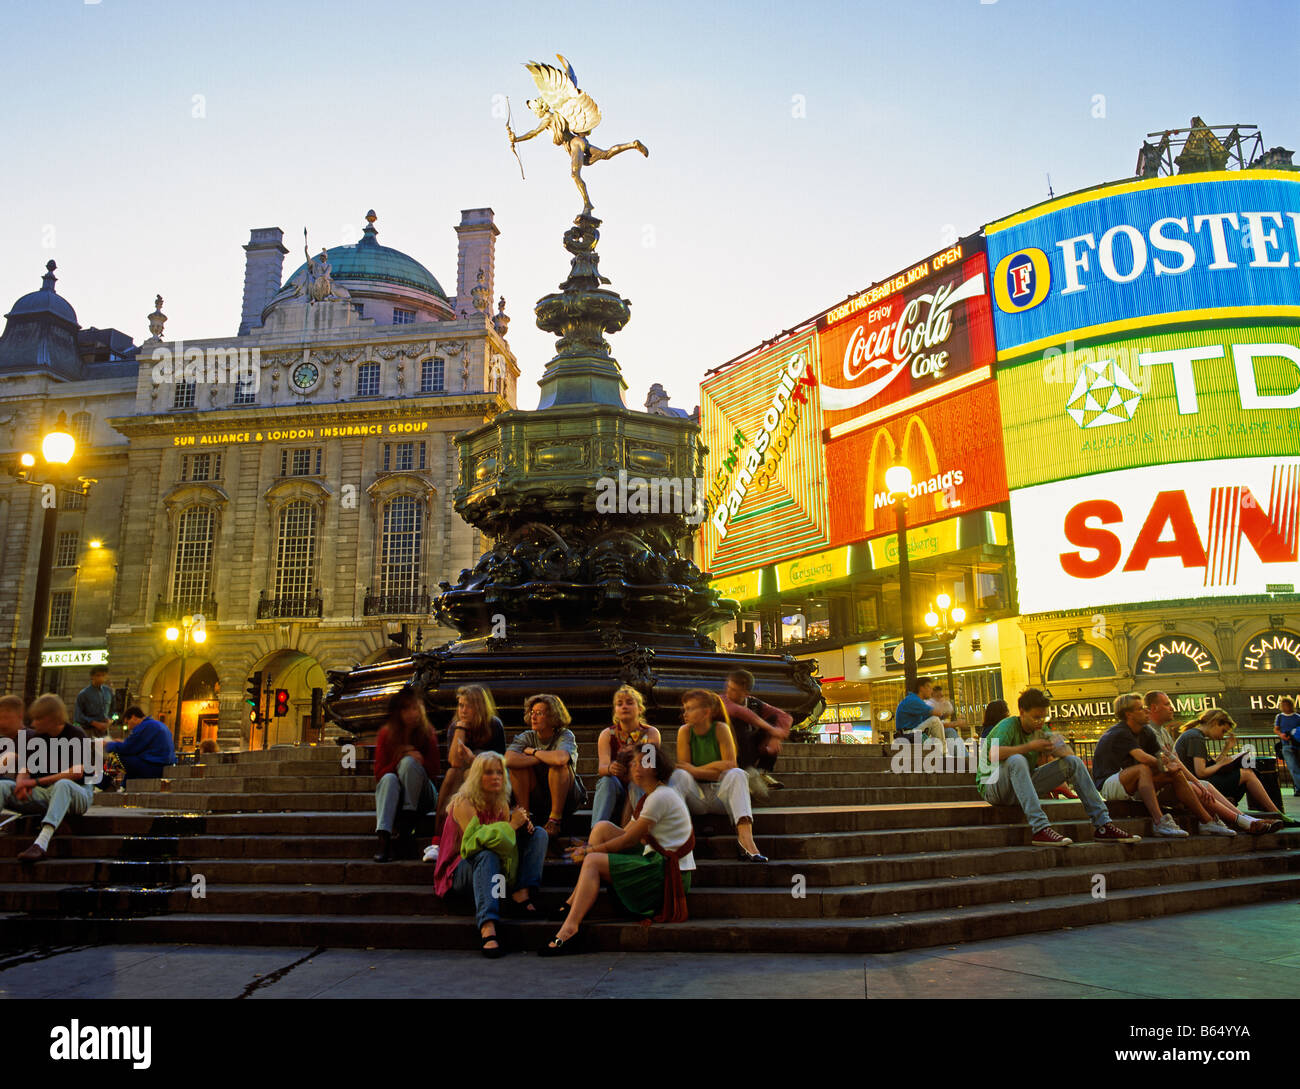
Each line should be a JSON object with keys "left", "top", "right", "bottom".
{"left": 509, "top": 53, "right": 648, "bottom": 216}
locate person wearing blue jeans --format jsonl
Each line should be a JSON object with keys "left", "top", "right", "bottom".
{"left": 375, "top": 755, "right": 438, "bottom": 836}
{"left": 451, "top": 824, "right": 548, "bottom": 928}
{"left": 1274, "top": 698, "right": 1300, "bottom": 797}
{"left": 977, "top": 687, "right": 1142, "bottom": 847}
{"left": 590, "top": 686, "right": 661, "bottom": 831}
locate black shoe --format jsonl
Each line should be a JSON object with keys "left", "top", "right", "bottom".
{"left": 538, "top": 932, "right": 582, "bottom": 957}
{"left": 373, "top": 831, "right": 391, "bottom": 863}
{"left": 547, "top": 901, "right": 572, "bottom": 923}
{"left": 481, "top": 931, "right": 506, "bottom": 959}
{"left": 505, "top": 895, "right": 542, "bottom": 919}
{"left": 738, "top": 844, "right": 769, "bottom": 863}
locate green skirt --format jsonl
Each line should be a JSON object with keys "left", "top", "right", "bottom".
{"left": 607, "top": 849, "right": 693, "bottom": 917}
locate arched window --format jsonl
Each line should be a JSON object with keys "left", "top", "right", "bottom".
{"left": 71, "top": 412, "right": 93, "bottom": 446}
{"left": 172, "top": 506, "right": 215, "bottom": 607}
{"left": 381, "top": 495, "right": 423, "bottom": 598}
{"left": 274, "top": 501, "right": 317, "bottom": 599}
{"left": 1047, "top": 641, "right": 1117, "bottom": 681}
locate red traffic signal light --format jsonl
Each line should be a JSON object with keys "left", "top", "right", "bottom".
{"left": 274, "top": 689, "right": 290, "bottom": 718}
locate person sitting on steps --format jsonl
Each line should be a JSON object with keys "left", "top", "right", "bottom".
{"left": 1175, "top": 708, "right": 1287, "bottom": 827}
{"left": 894, "top": 676, "right": 959, "bottom": 754}
{"left": 590, "top": 685, "right": 661, "bottom": 832}
{"left": 541, "top": 742, "right": 695, "bottom": 956}
{"left": 436, "top": 685, "right": 505, "bottom": 828}
{"left": 506, "top": 694, "right": 584, "bottom": 839}
{"left": 669, "top": 689, "right": 767, "bottom": 862}
{"left": 373, "top": 686, "right": 441, "bottom": 862}
{"left": 978, "top": 687, "right": 1141, "bottom": 847}
{"left": 432, "top": 751, "right": 547, "bottom": 958}
{"left": 1091, "top": 692, "right": 1220, "bottom": 839}
{"left": 723, "top": 669, "right": 792, "bottom": 792}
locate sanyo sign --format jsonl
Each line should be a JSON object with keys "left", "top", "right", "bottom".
{"left": 1011, "top": 457, "right": 1300, "bottom": 613}
{"left": 986, "top": 173, "right": 1300, "bottom": 356}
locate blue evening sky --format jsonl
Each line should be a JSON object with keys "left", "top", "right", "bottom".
{"left": 1, "top": 0, "right": 1295, "bottom": 410}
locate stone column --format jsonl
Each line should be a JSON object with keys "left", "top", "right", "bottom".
{"left": 238, "top": 228, "right": 289, "bottom": 336}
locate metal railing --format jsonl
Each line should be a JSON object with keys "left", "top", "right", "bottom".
{"left": 154, "top": 597, "right": 218, "bottom": 623}
{"left": 363, "top": 588, "right": 431, "bottom": 616}
{"left": 257, "top": 590, "right": 323, "bottom": 619}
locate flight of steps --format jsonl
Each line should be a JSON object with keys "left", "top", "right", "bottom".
{"left": 2, "top": 738, "right": 1297, "bottom": 954}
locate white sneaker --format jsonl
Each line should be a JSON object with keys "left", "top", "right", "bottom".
{"left": 1154, "top": 814, "right": 1189, "bottom": 838}
{"left": 422, "top": 844, "right": 439, "bottom": 863}
{"left": 1199, "top": 818, "right": 1237, "bottom": 837}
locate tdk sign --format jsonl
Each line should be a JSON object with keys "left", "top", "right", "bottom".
{"left": 985, "top": 172, "right": 1300, "bottom": 358}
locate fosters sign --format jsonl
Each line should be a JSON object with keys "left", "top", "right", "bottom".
{"left": 986, "top": 172, "right": 1300, "bottom": 359}
{"left": 997, "top": 324, "right": 1300, "bottom": 488}
{"left": 1012, "top": 457, "right": 1300, "bottom": 613}
{"left": 817, "top": 238, "right": 995, "bottom": 438}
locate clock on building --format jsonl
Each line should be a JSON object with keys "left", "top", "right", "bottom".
{"left": 291, "top": 361, "right": 320, "bottom": 392}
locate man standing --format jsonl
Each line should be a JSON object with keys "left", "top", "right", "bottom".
{"left": 978, "top": 688, "right": 1139, "bottom": 846}
{"left": 1273, "top": 697, "right": 1300, "bottom": 798}
{"left": 0, "top": 694, "right": 96, "bottom": 862}
{"left": 1091, "top": 692, "right": 1222, "bottom": 838}
{"left": 74, "top": 666, "right": 113, "bottom": 738}
{"left": 104, "top": 707, "right": 176, "bottom": 782}
{"left": 722, "top": 669, "right": 792, "bottom": 791}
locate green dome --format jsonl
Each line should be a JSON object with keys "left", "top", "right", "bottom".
{"left": 285, "top": 214, "right": 447, "bottom": 299}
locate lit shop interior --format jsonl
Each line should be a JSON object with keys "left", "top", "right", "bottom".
{"left": 714, "top": 510, "right": 1016, "bottom": 741}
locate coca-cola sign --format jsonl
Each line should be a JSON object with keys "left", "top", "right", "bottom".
{"left": 817, "top": 240, "right": 996, "bottom": 437}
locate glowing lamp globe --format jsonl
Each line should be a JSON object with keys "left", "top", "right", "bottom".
{"left": 952, "top": 607, "right": 966, "bottom": 624}
{"left": 20, "top": 453, "right": 35, "bottom": 467}
{"left": 192, "top": 630, "right": 207, "bottom": 644}
{"left": 936, "top": 593, "right": 952, "bottom": 610}
{"left": 924, "top": 610, "right": 939, "bottom": 628}
{"left": 884, "top": 464, "right": 913, "bottom": 497}
{"left": 42, "top": 429, "right": 75, "bottom": 465}
{"left": 165, "top": 626, "right": 180, "bottom": 642}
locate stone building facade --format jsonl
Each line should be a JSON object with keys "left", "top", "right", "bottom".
{"left": 1, "top": 210, "right": 519, "bottom": 750}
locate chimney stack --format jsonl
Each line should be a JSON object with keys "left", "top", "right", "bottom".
{"left": 454, "top": 209, "right": 499, "bottom": 317}
{"left": 238, "top": 227, "right": 289, "bottom": 335}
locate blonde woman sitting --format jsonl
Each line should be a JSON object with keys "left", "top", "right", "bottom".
{"left": 436, "top": 684, "right": 506, "bottom": 825}
{"left": 590, "top": 685, "right": 662, "bottom": 831}
{"left": 432, "top": 751, "right": 548, "bottom": 957}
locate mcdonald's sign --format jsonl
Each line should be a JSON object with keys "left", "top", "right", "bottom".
{"left": 824, "top": 380, "right": 1010, "bottom": 548}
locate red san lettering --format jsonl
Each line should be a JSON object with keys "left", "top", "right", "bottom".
{"left": 1060, "top": 500, "right": 1123, "bottom": 577}
{"left": 1122, "top": 490, "right": 1208, "bottom": 572}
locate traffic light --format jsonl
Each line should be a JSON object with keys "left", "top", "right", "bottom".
{"left": 245, "top": 671, "right": 264, "bottom": 722}
{"left": 274, "top": 689, "right": 290, "bottom": 718}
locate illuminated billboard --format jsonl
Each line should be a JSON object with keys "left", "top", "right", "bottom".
{"left": 986, "top": 171, "right": 1300, "bottom": 360}
{"left": 817, "top": 238, "right": 995, "bottom": 440}
{"left": 1011, "top": 457, "right": 1300, "bottom": 614}
{"left": 825, "top": 380, "right": 1009, "bottom": 546}
{"left": 701, "top": 328, "right": 828, "bottom": 576}
{"left": 997, "top": 324, "right": 1300, "bottom": 488}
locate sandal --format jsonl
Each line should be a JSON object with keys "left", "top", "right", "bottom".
{"left": 544, "top": 817, "right": 563, "bottom": 838}
{"left": 537, "top": 931, "right": 581, "bottom": 957}
{"left": 480, "top": 931, "right": 506, "bottom": 959}
{"left": 506, "top": 895, "right": 540, "bottom": 918}
{"left": 548, "top": 901, "right": 572, "bottom": 923}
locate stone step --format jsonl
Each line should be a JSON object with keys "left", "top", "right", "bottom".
{"left": 92, "top": 792, "right": 375, "bottom": 813}
{"left": 5, "top": 872, "right": 1299, "bottom": 954}
{"left": 5, "top": 835, "right": 1294, "bottom": 891}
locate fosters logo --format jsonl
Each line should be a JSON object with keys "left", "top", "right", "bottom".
{"left": 985, "top": 172, "right": 1300, "bottom": 357}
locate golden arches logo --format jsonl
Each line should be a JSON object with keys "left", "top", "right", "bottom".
{"left": 863, "top": 414, "right": 943, "bottom": 535}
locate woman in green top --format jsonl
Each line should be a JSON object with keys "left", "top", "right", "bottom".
{"left": 669, "top": 688, "right": 767, "bottom": 862}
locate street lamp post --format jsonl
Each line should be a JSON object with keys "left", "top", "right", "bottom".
{"left": 13, "top": 413, "right": 86, "bottom": 708}
{"left": 165, "top": 614, "right": 207, "bottom": 755}
{"left": 885, "top": 462, "right": 917, "bottom": 690}
{"left": 925, "top": 593, "right": 967, "bottom": 725}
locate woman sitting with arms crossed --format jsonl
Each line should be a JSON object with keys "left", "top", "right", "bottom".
{"left": 432, "top": 751, "right": 548, "bottom": 957}
{"left": 373, "top": 686, "right": 441, "bottom": 862}
{"left": 540, "top": 741, "right": 693, "bottom": 956}
{"left": 590, "top": 685, "right": 662, "bottom": 831}
{"left": 436, "top": 684, "right": 506, "bottom": 826}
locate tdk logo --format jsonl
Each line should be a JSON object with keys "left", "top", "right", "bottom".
{"left": 994, "top": 248, "right": 1051, "bottom": 312}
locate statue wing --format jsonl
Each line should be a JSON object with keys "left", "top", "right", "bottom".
{"left": 525, "top": 59, "right": 602, "bottom": 134}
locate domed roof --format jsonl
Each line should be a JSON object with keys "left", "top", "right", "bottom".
{"left": 6, "top": 261, "right": 77, "bottom": 324}
{"left": 284, "top": 211, "right": 447, "bottom": 299}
